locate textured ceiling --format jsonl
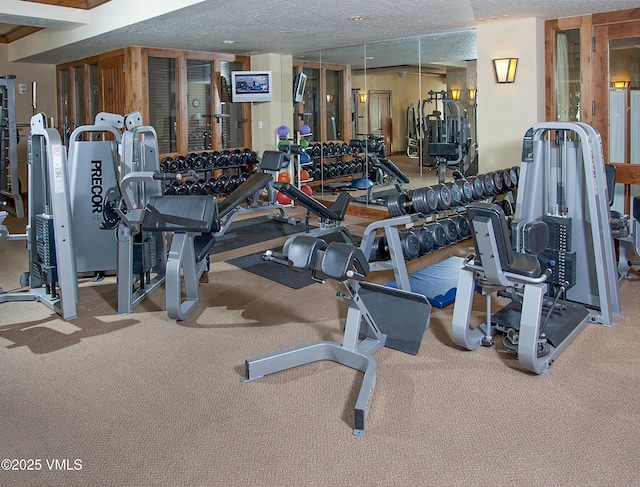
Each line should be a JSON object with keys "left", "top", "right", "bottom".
{"left": 1, "top": 0, "right": 639, "bottom": 66}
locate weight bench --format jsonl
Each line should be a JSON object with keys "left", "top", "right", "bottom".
{"left": 214, "top": 150, "right": 300, "bottom": 237}
{"left": 243, "top": 235, "right": 431, "bottom": 436}
{"left": 451, "top": 202, "right": 589, "bottom": 374}
{"left": 263, "top": 182, "right": 356, "bottom": 265}
{"left": 142, "top": 194, "right": 219, "bottom": 320}
{"left": 274, "top": 181, "right": 351, "bottom": 231}
{"left": 354, "top": 157, "right": 411, "bottom": 205}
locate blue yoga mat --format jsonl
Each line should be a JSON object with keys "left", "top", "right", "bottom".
{"left": 386, "top": 256, "right": 464, "bottom": 308}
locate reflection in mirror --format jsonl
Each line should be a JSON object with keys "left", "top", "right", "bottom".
{"left": 608, "top": 37, "right": 640, "bottom": 214}
{"left": 220, "top": 61, "right": 246, "bottom": 149}
{"left": 556, "top": 29, "right": 581, "bottom": 121}
{"left": 291, "top": 29, "right": 477, "bottom": 207}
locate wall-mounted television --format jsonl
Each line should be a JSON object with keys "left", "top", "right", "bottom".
{"left": 293, "top": 72, "right": 307, "bottom": 103}
{"left": 231, "top": 71, "right": 273, "bottom": 103}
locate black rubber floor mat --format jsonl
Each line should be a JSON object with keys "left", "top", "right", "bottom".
{"left": 215, "top": 216, "right": 305, "bottom": 253}
{"left": 225, "top": 248, "right": 317, "bottom": 289}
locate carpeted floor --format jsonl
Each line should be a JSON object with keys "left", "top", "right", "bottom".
{"left": 1, "top": 208, "right": 639, "bottom": 487}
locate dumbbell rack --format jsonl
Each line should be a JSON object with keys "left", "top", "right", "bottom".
{"left": 159, "top": 148, "right": 258, "bottom": 196}
{"left": 305, "top": 141, "right": 364, "bottom": 190}
{"left": 0, "top": 75, "right": 23, "bottom": 218}
{"left": 360, "top": 167, "right": 521, "bottom": 289}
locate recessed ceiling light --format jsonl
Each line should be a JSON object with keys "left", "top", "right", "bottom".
{"left": 348, "top": 16, "right": 366, "bottom": 21}
{"left": 365, "top": 56, "right": 374, "bottom": 60}
{"left": 223, "top": 40, "right": 235, "bottom": 44}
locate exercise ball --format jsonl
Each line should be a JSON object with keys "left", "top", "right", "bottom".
{"left": 277, "top": 172, "right": 291, "bottom": 183}
{"left": 299, "top": 124, "right": 311, "bottom": 135}
{"left": 301, "top": 184, "right": 313, "bottom": 197}
{"left": 299, "top": 169, "right": 310, "bottom": 181}
{"left": 276, "top": 191, "right": 292, "bottom": 205}
{"left": 277, "top": 125, "right": 289, "bottom": 137}
{"left": 351, "top": 177, "right": 374, "bottom": 189}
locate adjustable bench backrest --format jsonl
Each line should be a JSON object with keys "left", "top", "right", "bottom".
{"left": 274, "top": 181, "right": 351, "bottom": 222}
{"left": 376, "top": 158, "right": 410, "bottom": 184}
{"left": 217, "top": 172, "right": 273, "bottom": 219}
{"left": 142, "top": 195, "right": 219, "bottom": 233}
{"left": 257, "top": 150, "right": 287, "bottom": 172}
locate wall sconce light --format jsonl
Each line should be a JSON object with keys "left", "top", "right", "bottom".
{"left": 469, "top": 89, "right": 476, "bottom": 101}
{"left": 326, "top": 94, "right": 334, "bottom": 103}
{"left": 493, "top": 57, "right": 518, "bottom": 83}
{"left": 611, "top": 80, "right": 629, "bottom": 88}
{"left": 450, "top": 89, "right": 461, "bottom": 101}
{"left": 359, "top": 93, "right": 367, "bottom": 103}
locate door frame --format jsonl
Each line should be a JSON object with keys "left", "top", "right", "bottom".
{"left": 368, "top": 90, "right": 393, "bottom": 153}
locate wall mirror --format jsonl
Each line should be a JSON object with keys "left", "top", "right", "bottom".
{"left": 290, "top": 30, "right": 477, "bottom": 205}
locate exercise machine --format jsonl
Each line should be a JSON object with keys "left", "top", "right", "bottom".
{"left": 0, "top": 113, "right": 78, "bottom": 319}
{"left": 262, "top": 180, "right": 355, "bottom": 265}
{"left": 452, "top": 122, "right": 621, "bottom": 374}
{"left": 141, "top": 194, "right": 218, "bottom": 320}
{"left": 406, "top": 103, "right": 419, "bottom": 158}
{"left": 421, "top": 91, "right": 473, "bottom": 183}
{"left": 67, "top": 112, "right": 124, "bottom": 277}
{"left": 102, "top": 112, "right": 168, "bottom": 315}
{"left": 213, "top": 150, "right": 299, "bottom": 237}
{"left": 351, "top": 135, "right": 410, "bottom": 205}
{"left": 243, "top": 235, "right": 431, "bottom": 436}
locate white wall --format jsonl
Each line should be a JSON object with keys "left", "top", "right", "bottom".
{"left": 476, "top": 17, "right": 545, "bottom": 172}
{"left": 0, "top": 45, "right": 57, "bottom": 186}
{"left": 250, "top": 53, "right": 294, "bottom": 156}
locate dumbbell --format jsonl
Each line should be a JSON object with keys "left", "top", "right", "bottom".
{"left": 452, "top": 214, "right": 471, "bottom": 238}
{"left": 387, "top": 192, "right": 415, "bottom": 217}
{"left": 229, "top": 149, "right": 241, "bottom": 166}
{"left": 416, "top": 225, "right": 434, "bottom": 255}
{"left": 411, "top": 186, "right": 438, "bottom": 215}
{"left": 440, "top": 218, "right": 459, "bottom": 243}
{"left": 466, "top": 175, "right": 485, "bottom": 200}
{"left": 488, "top": 171, "right": 504, "bottom": 194}
{"left": 369, "top": 236, "right": 390, "bottom": 262}
{"left": 164, "top": 181, "right": 181, "bottom": 195}
{"left": 424, "top": 222, "right": 448, "bottom": 249}
{"left": 201, "top": 178, "right": 216, "bottom": 195}
{"left": 213, "top": 176, "right": 227, "bottom": 194}
{"left": 206, "top": 152, "right": 219, "bottom": 169}
{"left": 454, "top": 179, "right": 474, "bottom": 203}
{"left": 431, "top": 184, "right": 453, "bottom": 211}
{"left": 510, "top": 166, "right": 520, "bottom": 187}
{"left": 445, "top": 182, "right": 463, "bottom": 207}
{"left": 399, "top": 229, "right": 421, "bottom": 261}
{"left": 160, "top": 156, "right": 173, "bottom": 173}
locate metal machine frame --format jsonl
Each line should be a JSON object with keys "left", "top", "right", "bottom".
{"left": 0, "top": 113, "right": 78, "bottom": 320}
{"left": 244, "top": 237, "right": 431, "bottom": 436}
{"left": 111, "top": 112, "right": 167, "bottom": 315}
{"left": 451, "top": 122, "right": 621, "bottom": 374}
